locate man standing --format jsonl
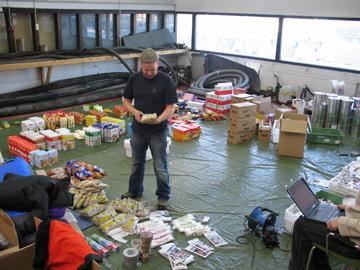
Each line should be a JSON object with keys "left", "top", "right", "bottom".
{"left": 122, "top": 48, "right": 178, "bottom": 210}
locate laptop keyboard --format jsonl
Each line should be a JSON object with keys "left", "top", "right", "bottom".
{"left": 312, "top": 205, "right": 337, "bottom": 222}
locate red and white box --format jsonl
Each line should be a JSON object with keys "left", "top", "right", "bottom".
{"left": 40, "top": 130, "right": 62, "bottom": 151}
{"left": 214, "top": 82, "right": 234, "bottom": 95}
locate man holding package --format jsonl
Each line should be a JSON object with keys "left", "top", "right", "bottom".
{"left": 122, "top": 48, "right": 178, "bottom": 210}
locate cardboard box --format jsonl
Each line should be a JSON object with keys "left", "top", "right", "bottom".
{"left": 0, "top": 210, "right": 36, "bottom": 269}
{"left": 233, "top": 88, "right": 247, "bottom": 95}
{"left": 228, "top": 130, "right": 254, "bottom": 144}
{"left": 278, "top": 113, "right": 308, "bottom": 158}
{"left": 229, "top": 118, "right": 256, "bottom": 133}
{"left": 231, "top": 94, "right": 252, "bottom": 104}
{"left": 258, "top": 123, "right": 272, "bottom": 142}
{"left": 251, "top": 96, "right": 272, "bottom": 114}
{"left": 275, "top": 107, "right": 295, "bottom": 119}
{"left": 230, "top": 102, "right": 257, "bottom": 120}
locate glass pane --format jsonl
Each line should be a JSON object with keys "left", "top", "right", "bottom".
{"left": 150, "top": 14, "right": 162, "bottom": 31}
{"left": 81, "top": 14, "right": 96, "bottom": 49}
{"left": 0, "top": 13, "right": 8, "bottom": 53}
{"left": 176, "top": 14, "right": 192, "bottom": 48}
{"left": 60, "top": 14, "right": 77, "bottom": 50}
{"left": 38, "top": 14, "right": 56, "bottom": 51}
{"left": 101, "top": 14, "right": 114, "bottom": 48}
{"left": 135, "top": 13, "right": 147, "bottom": 33}
{"left": 13, "top": 13, "right": 33, "bottom": 52}
{"left": 165, "top": 14, "right": 174, "bottom": 32}
{"left": 281, "top": 18, "right": 360, "bottom": 71}
{"left": 196, "top": 15, "right": 279, "bottom": 59}
{"left": 120, "top": 14, "right": 131, "bottom": 37}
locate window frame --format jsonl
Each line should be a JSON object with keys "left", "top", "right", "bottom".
{"left": 186, "top": 11, "right": 360, "bottom": 73}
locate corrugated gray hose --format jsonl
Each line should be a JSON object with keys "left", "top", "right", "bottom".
{"left": 187, "top": 69, "right": 250, "bottom": 96}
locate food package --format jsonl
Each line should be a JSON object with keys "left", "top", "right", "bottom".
{"left": 140, "top": 113, "right": 157, "bottom": 124}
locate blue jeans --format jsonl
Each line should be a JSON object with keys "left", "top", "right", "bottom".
{"left": 128, "top": 130, "right": 170, "bottom": 200}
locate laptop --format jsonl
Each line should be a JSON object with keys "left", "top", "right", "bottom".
{"left": 287, "top": 178, "right": 344, "bottom": 223}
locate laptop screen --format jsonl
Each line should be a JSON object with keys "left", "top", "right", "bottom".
{"left": 287, "top": 178, "right": 319, "bottom": 216}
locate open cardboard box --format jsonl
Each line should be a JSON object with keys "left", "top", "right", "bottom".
{"left": 278, "top": 112, "right": 308, "bottom": 158}
{"left": 0, "top": 210, "right": 100, "bottom": 270}
{"left": 0, "top": 210, "right": 36, "bottom": 270}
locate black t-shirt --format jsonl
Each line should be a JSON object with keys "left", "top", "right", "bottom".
{"left": 123, "top": 71, "right": 178, "bottom": 134}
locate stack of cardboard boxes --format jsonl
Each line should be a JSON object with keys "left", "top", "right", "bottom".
{"left": 205, "top": 91, "right": 232, "bottom": 115}
{"left": 228, "top": 102, "right": 257, "bottom": 144}
{"left": 205, "top": 82, "right": 233, "bottom": 115}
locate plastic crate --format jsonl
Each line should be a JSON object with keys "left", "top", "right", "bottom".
{"left": 307, "top": 128, "right": 343, "bottom": 145}
{"left": 315, "top": 190, "right": 343, "bottom": 205}
{"left": 123, "top": 137, "right": 171, "bottom": 161}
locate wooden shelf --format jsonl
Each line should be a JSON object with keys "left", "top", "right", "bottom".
{"left": 0, "top": 49, "right": 188, "bottom": 71}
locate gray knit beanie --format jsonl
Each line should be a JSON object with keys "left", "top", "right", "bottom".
{"left": 139, "top": 48, "right": 159, "bottom": 63}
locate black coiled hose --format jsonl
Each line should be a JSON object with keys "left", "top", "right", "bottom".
{"left": 187, "top": 69, "right": 250, "bottom": 96}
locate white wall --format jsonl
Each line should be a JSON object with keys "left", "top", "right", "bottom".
{"left": 248, "top": 58, "right": 360, "bottom": 96}
{"left": 175, "top": 0, "right": 360, "bottom": 18}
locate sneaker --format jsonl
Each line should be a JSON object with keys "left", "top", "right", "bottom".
{"left": 157, "top": 199, "right": 168, "bottom": 210}
{"left": 121, "top": 191, "right": 142, "bottom": 200}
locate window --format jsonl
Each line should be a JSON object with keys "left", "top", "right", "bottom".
{"left": 13, "top": 13, "right": 33, "bottom": 52}
{"left": 281, "top": 18, "right": 360, "bottom": 71}
{"left": 120, "top": 14, "right": 131, "bottom": 37}
{"left": 176, "top": 14, "right": 192, "bottom": 48}
{"left": 0, "top": 13, "right": 8, "bottom": 53}
{"left": 101, "top": 14, "right": 114, "bottom": 48}
{"left": 81, "top": 14, "right": 96, "bottom": 49}
{"left": 38, "top": 14, "right": 56, "bottom": 51}
{"left": 196, "top": 15, "right": 279, "bottom": 59}
{"left": 60, "top": 14, "right": 77, "bottom": 50}
{"left": 135, "top": 13, "right": 147, "bottom": 33}
{"left": 150, "top": 14, "right": 162, "bottom": 31}
{"left": 165, "top": 13, "right": 174, "bottom": 32}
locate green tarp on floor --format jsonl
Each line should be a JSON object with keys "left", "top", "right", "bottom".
{"left": 0, "top": 98, "right": 358, "bottom": 270}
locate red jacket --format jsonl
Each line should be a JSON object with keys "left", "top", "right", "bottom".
{"left": 33, "top": 220, "right": 102, "bottom": 270}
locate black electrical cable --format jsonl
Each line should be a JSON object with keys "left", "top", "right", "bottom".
{"left": 236, "top": 219, "right": 258, "bottom": 268}
{"left": 0, "top": 78, "right": 126, "bottom": 107}
{"left": 0, "top": 84, "right": 126, "bottom": 117}
{"left": 236, "top": 219, "right": 293, "bottom": 268}
{"left": 113, "top": 46, "right": 179, "bottom": 85}
{"left": 0, "top": 72, "right": 129, "bottom": 99}
{"left": 88, "top": 47, "right": 134, "bottom": 74}
{"left": 0, "top": 46, "right": 179, "bottom": 84}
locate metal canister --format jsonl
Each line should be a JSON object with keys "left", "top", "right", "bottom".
{"left": 352, "top": 97, "right": 360, "bottom": 109}
{"left": 325, "top": 96, "right": 341, "bottom": 129}
{"left": 315, "top": 100, "right": 327, "bottom": 128}
{"left": 338, "top": 97, "right": 354, "bottom": 134}
{"left": 351, "top": 108, "right": 360, "bottom": 139}
{"left": 311, "top": 92, "right": 327, "bottom": 126}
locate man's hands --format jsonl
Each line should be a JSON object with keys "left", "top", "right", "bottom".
{"left": 326, "top": 204, "right": 348, "bottom": 231}
{"left": 138, "top": 113, "right": 159, "bottom": 124}
{"left": 133, "top": 109, "right": 143, "bottom": 122}
{"left": 337, "top": 204, "right": 348, "bottom": 210}
{"left": 326, "top": 218, "right": 339, "bottom": 231}
{"left": 133, "top": 111, "right": 161, "bottom": 124}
